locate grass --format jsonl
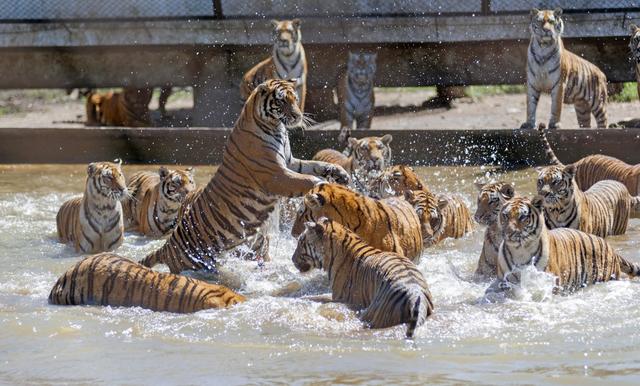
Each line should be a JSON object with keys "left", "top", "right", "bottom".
{"left": 466, "top": 85, "right": 526, "bottom": 97}
{"left": 608, "top": 82, "right": 638, "bottom": 103}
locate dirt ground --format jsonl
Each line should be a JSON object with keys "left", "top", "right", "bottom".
{"left": 0, "top": 88, "right": 638, "bottom": 130}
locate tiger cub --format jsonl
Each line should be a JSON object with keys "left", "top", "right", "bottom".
{"left": 537, "top": 164, "right": 640, "bottom": 238}
{"left": 240, "top": 19, "right": 307, "bottom": 110}
{"left": 86, "top": 88, "right": 153, "bottom": 127}
{"left": 522, "top": 8, "right": 608, "bottom": 129}
{"left": 49, "top": 253, "right": 245, "bottom": 312}
{"left": 336, "top": 52, "right": 377, "bottom": 144}
{"left": 56, "top": 160, "right": 127, "bottom": 253}
{"left": 313, "top": 134, "right": 392, "bottom": 178}
{"left": 122, "top": 166, "right": 196, "bottom": 238}
{"left": 292, "top": 183, "right": 423, "bottom": 263}
{"left": 490, "top": 196, "right": 639, "bottom": 293}
{"left": 292, "top": 218, "right": 433, "bottom": 338}
{"left": 630, "top": 24, "right": 640, "bottom": 101}
{"left": 473, "top": 182, "right": 516, "bottom": 278}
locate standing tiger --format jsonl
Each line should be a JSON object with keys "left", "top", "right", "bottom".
{"left": 122, "top": 166, "right": 196, "bottom": 238}
{"left": 521, "top": 8, "right": 608, "bottom": 129}
{"left": 56, "top": 160, "right": 127, "bottom": 254}
{"left": 49, "top": 253, "right": 245, "bottom": 312}
{"left": 139, "top": 79, "right": 349, "bottom": 274}
{"left": 473, "top": 182, "right": 516, "bottom": 278}
{"left": 490, "top": 196, "right": 639, "bottom": 293}
{"left": 292, "top": 218, "right": 433, "bottom": 338}
{"left": 336, "top": 52, "right": 377, "bottom": 144}
{"left": 630, "top": 24, "right": 640, "bottom": 100}
{"left": 86, "top": 88, "right": 153, "bottom": 127}
{"left": 291, "top": 183, "right": 423, "bottom": 263}
{"left": 240, "top": 19, "right": 307, "bottom": 110}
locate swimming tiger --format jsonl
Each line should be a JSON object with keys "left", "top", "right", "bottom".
{"left": 240, "top": 19, "right": 307, "bottom": 111}
{"left": 56, "top": 160, "right": 127, "bottom": 254}
{"left": 139, "top": 79, "right": 349, "bottom": 274}
{"left": 292, "top": 218, "right": 433, "bottom": 338}
{"left": 336, "top": 52, "right": 377, "bottom": 144}
{"left": 291, "top": 183, "right": 423, "bottom": 263}
{"left": 122, "top": 166, "right": 196, "bottom": 238}
{"left": 537, "top": 163, "right": 640, "bottom": 238}
{"left": 49, "top": 253, "right": 245, "bottom": 312}
{"left": 404, "top": 190, "right": 474, "bottom": 248}
{"left": 473, "top": 182, "right": 516, "bottom": 278}
{"left": 368, "top": 164, "right": 426, "bottom": 199}
{"left": 539, "top": 125, "right": 640, "bottom": 196}
{"left": 86, "top": 88, "right": 153, "bottom": 127}
{"left": 630, "top": 24, "right": 640, "bottom": 101}
{"left": 490, "top": 196, "right": 640, "bottom": 293}
{"left": 521, "top": 8, "right": 608, "bottom": 129}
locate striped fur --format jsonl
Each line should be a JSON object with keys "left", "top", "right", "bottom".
{"left": 240, "top": 19, "right": 307, "bottom": 111}
{"left": 122, "top": 166, "right": 195, "bottom": 238}
{"left": 292, "top": 218, "right": 433, "bottom": 338}
{"left": 537, "top": 164, "right": 636, "bottom": 237}
{"left": 336, "top": 52, "right": 377, "bottom": 144}
{"left": 473, "top": 182, "right": 516, "bottom": 278}
{"left": 49, "top": 253, "right": 244, "bottom": 312}
{"left": 86, "top": 88, "right": 153, "bottom": 127}
{"left": 56, "top": 160, "right": 127, "bottom": 253}
{"left": 630, "top": 24, "right": 640, "bottom": 101}
{"left": 368, "top": 164, "right": 426, "bottom": 199}
{"left": 493, "top": 196, "right": 640, "bottom": 293}
{"left": 139, "top": 79, "right": 349, "bottom": 274}
{"left": 291, "top": 183, "right": 423, "bottom": 263}
{"left": 522, "top": 8, "right": 608, "bottom": 129}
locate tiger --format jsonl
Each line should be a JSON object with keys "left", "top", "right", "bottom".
{"left": 56, "top": 160, "right": 127, "bottom": 254}
{"left": 368, "top": 164, "right": 425, "bottom": 199}
{"left": 49, "top": 253, "right": 245, "bottom": 312}
{"left": 490, "top": 196, "right": 640, "bottom": 294}
{"left": 291, "top": 183, "right": 423, "bottom": 263}
{"left": 240, "top": 19, "right": 307, "bottom": 111}
{"left": 139, "top": 79, "right": 349, "bottom": 274}
{"left": 537, "top": 163, "right": 640, "bottom": 238}
{"left": 630, "top": 24, "right": 640, "bottom": 101}
{"left": 292, "top": 218, "right": 433, "bottom": 338}
{"left": 336, "top": 52, "right": 377, "bottom": 144}
{"left": 85, "top": 87, "right": 153, "bottom": 127}
{"left": 539, "top": 125, "right": 640, "bottom": 196}
{"left": 122, "top": 166, "right": 196, "bottom": 238}
{"left": 473, "top": 182, "right": 516, "bottom": 278}
{"left": 404, "top": 190, "right": 474, "bottom": 248}
{"left": 521, "top": 8, "right": 608, "bottom": 130}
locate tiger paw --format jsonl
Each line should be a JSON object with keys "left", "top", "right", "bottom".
{"left": 547, "top": 122, "right": 561, "bottom": 130}
{"left": 324, "top": 165, "right": 350, "bottom": 185}
{"left": 519, "top": 122, "right": 535, "bottom": 130}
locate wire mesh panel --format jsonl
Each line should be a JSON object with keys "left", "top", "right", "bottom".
{"left": 0, "top": 0, "right": 214, "bottom": 21}
{"left": 491, "top": 0, "right": 640, "bottom": 12}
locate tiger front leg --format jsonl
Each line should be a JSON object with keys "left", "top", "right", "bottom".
{"left": 520, "top": 85, "right": 540, "bottom": 129}
{"left": 548, "top": 82, "right": 565, "bottom": 130}
{"left": 355, "top": 111, "right": 373, "bottom": 130}
{"left": 262, "top": 169, "right": 323, "bottom": 198}
{"left": 338, "top": 107, "right": 354, "bottom": 145}
{"left": 289, "top": 158, "right": 350, "bottom": 185}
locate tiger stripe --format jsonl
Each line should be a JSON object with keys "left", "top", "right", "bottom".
{"left": 336, "top": 52, "right": 377, "bottom": 143}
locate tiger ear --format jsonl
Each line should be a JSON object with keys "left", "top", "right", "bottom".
{"left": 347, "top": 137, "right": 358, "bottom": 148}
{"left": 630, "top": 24, "right": 639, "bottom": 34}
{"left": 531, "top": 196, "right": 545, "bottom": 211}
{"left": 534, "top": 166, "right": 544, "bottom": 173}
{"left": 289, "top": 78, "right": 300, "bottom": 87}
{"left": 304, "top": 193, "right": 325, "bottom": 209}
{"left": 159, "top": 166, "right": 170, "bottom": 179}
{"left": 113, "top": 158, "right": 122, "bottom": 168}
{"left": 292, "top": 18, "right": 301, "bottom": 29}
{"left": 381, "top": 134, "right": 393, "bottom": 145}
{"left": 500, "top": 183, "right": 515, "bottom": 199}
{"left": 87, "top": 162, "right": 98, "bottom": 175}
{"left": 530, "top": 8, "right": 540, "bottom": 17}
{"left": 185, "top": 166, "right": 195, "bottom": 178}
{"left": 437, "top": 197, "right": 449, "bottom": 211}
{"left": 553, "top": 7, "right": 563, "bottom": 17}
{"left": 270, "top": 19, "right": 280, "bottom": 29}
{"left": 563, "top": 164, "right": 576, "bottom": 179}
{"left": 256, "top": 82, "right": 269, "bottom": 96}
{"left": 474, "top": 182, "right": 485, "bottom": 191}
{"left": 403, "top": 190, "right": 415, "bottom": 202}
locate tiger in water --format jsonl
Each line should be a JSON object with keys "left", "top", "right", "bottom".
{"left": 336, "top": 52, "right": 377, "bottom": 144}
{"left": 56, "top": 160, "right": 127, "bottom": 254}
{"left": 240, "top": 19, "right": 307, "bottom": 111}
{"left": 522, "top": 8, "right": 608, "bottom": 129}
{"left": 292, "top": 218, "right": 433, "bottom": 338}
{"left": 139, "top": 79, "right": 349, "bottom": 274}
{"left": 86, "top": 88, "right": 153, "bottom": 127}
{"left": 49, "top": 253, "right": 244, "bottom": 312}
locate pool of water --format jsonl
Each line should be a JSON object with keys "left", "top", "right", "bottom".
{"left": 1, "top": 164, "right": 639, "bottom": 385}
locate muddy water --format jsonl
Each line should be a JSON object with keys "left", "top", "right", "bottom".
{"left": 1, "top": 164, "right": 639, "bottom": 385}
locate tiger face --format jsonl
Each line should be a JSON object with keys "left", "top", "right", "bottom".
{"left": 629, "top": 24, "right": 640, "bottom": 63}
{"left": 404, "top": 190, "right": 448, "bottom": 246}
{"left": 291, "top": 218, "right": 329, "bottom": 273}
{"left": 255, "top": 79, "right": 302, "bottom": 128}
{"left": 536, "top": 164, "right": 576, "bottom": 207}
{"left": 87, "top": 159, "right": 127, "bottom": 200}
{"left": 159, "top": 166, "right": 196, "bottom": 203}
{"left": 346, "top": 135, "right": 393, "bottom": 174}
{"left": 347, "top": 52, "right": 377, "bottom": 85}
{"left": 500, "top": 196, "right": 545, "bottom": 245}
{"left": 529, "top": 8, "right": 564, "bottom": 46}
{"left": 474, "top": 182, "right": 515, "bottom": 225}
{"left": 271, "top": 19, "right": 301, "bottom": 56}
{"left": 370, "top": 164, "right": 422, "bottom": 199}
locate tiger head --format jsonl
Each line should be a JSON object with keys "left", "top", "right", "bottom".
{"left": 253, "top": 79, "right": 302, "bottom": 128}
{"left": 529, "top": 8, "right": 564, "bottom": 46}
{"left": 345, "top": 134, "right": 393, "bottom": 174}
{"left": 474, "top": 182, "right": 515, "bottom": 225}
{"left": 347, "top": 52, "right": 377, "bottom": 86}
{"left": 291, "top": 217, "right": 333, "bottom": 272}
{"left": 404, "top": 190, "right": 448, "bottom": 247}
{"left": 369, "top": 164, "right": 423, "bottom": 199}
{"left": 271, "top": 19, "right": 302, "bottom": 56}
{"left": 499, "top": 196, "right": 545, "bottom": 245}
{"left": 159, "top": 166, "right": 196, "bottom": 203}
{"left": 536, "top": 164, "right": 576, "bottom": 207}
{"left": 291, "top": 183, "right": 355, "bottom": 237}
{"left": 86, "top": 159, "right": 127, "bottom": 201}
{"left": 629, "top": 24, "right": 640, "bottom": 63}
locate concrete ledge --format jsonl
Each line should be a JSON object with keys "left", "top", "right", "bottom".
{"left": 1, "top": 127, "right": 639, "bottom": 168}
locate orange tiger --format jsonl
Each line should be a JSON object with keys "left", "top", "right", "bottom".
{"left": 49, "top": 253, "right": 244, "bottom": 312}
{"left": 86, "top": 87, "right": 153, "bottom": 127}
{"left": 56, "top": 160, "right": 127, "bottom": 254}
{"left": 368, "top": 165, "right": 425, "bottom": 199}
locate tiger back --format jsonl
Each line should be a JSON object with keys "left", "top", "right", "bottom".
{"left": 336, "top": 52, "right": 377, "bottom": 143}
{"left": 85, "top": 88, "right": 152, "bottom": 127}
{"left": 49, "top": 253, "right": 245, "bottom": 312}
